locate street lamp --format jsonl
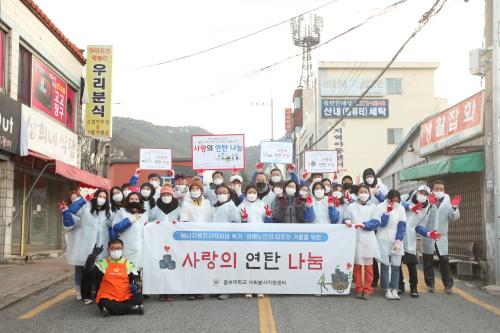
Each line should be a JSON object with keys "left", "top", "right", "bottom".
{"left": 251, "top": 99, "right": 274, "bottom": 140}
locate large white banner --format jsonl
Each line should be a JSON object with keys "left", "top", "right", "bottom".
{"left": 304, "top": 150, "right": 338, "bottom": 173}
{"left": 260, "top": 141, "right": 293, "bottom": 164}
{"left": 192, "top": 134, "right": 245, "bottom": 170}
{"left": 139, "top": 148, "right": 172, "bottom": 170}
{"left": 143, "top": 222, "right": 355, "bottom": 295}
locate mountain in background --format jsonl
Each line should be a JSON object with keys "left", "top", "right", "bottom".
{"left": 109, "top": 116, "right": 259, "bottom": 180}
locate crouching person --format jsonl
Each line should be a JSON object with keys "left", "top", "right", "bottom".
{"left": 82, "top": 239, "right": 144, "bottom": 317}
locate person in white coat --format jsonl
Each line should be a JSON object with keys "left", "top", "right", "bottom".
{"left": 139, "top": 182, "right": 156, "bottom": 212}
{"left": 204, "top": 171, "right": 224, "bottom": 206}
{"left": 399, "top": 185, "right": 442, "bottom": 298}
{"left": 111, "top": 192, "right": 149, "bottom": 270}
{"left": 343, "top": 184, "right": 381, "bottom": 300}
{"left": 180, "top": 179, "right": 213, "bottom": 223}
{"left": 212, "top": 184, "right": 240, "bottom": 223}
{"left": 332, "top": 183, "right": 350, "bottom": 223}
{"left": 149, "top": 184, "right": 180, "bottom": 224}
{"left": 238, "top": 185, "right": 273, "bottom": 224}
{"left": 304, "top": 182, "right": 340, "bottom": 224}
{"left": 377, "top": 190, "right": 406, "bottom": 300}
{"left": 423, "top": 179, "right": 461, "bottom": 294}
{"left": 172, "top": 173, "right": 190, "bottom": 207}
{"left": 67, "top": 189, "right": 112, "bottom": 304}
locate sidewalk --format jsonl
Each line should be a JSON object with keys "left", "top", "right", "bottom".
{"left": 0, "top": 256, "right": 74, "bottom": 310}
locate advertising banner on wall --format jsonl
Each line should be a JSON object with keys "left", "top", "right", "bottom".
{"left": 142, "top": 222, "right": 356, "bottom": 295}
{"left": 140, "top": 148, "right": 172, "bottom": 170}
{"left": 0, "top": 93, "right": 22, "bottom": 154}
{"left": 321, "top": 99, "right": 389, "bottom": 118}
{"left": 319, "top": 76, "right": 386, "bottom": 97}
{"left": 304, "top": 150, "right": 338, "bottom": 173}
{"left": 192, "top": 134, "right": 245, "bottom": 170}
{"left": 260, "top": 141, "right": 293, "bottom": 164}
{"left": 85, "top": 45, "right": 113, "bottom": 139}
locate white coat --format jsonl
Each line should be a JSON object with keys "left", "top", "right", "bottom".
{"left": 377, "top": 201, "right": 406, "bottom": 259}
{"left": 149, "top": 206, "right": 180, "bottom": 223}
{"left": 369, "top": 179, "right": 389, "bottom": 204}
{"left": 64, "top": 214, "right": 87, "bottom": 266}
{"left": 73, "top": 203, "right": 112, "bottom": 262}
{"left": 422, "top": 194, "right": 460, "bottom": 256}
{"left": 112, "top": 208, "right": 149, "bottom": 269}
{"left": 261, "top": 191, "right": 277, "bottom": 207}
{"left": 403, "top": 195, "right": 432, "bottom": 255}
{"left": 204, "top": 187, "right": 218, "bottom": 206}
{"left": 344, "top": 200, "right": 381, "bottom": 263}
{"left": 311, "top": 198, "right": 333, "bottom": 224}
{"left": 238, "top": 199, "right": 268, "bottom": 223}
{"left": 212, "top": 201, "right": 240, "bottom": 223}
{"left": 180, "top": 197, "right": 213, "bottom": 222}
{"left": 337, "top": 203, "right": 349, "bottom": 223}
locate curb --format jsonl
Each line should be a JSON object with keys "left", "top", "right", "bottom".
{"left": 0, "top": 272, "right": 73, "bottom": 311}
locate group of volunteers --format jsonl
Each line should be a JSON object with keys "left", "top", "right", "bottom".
{"left": 60, "top": 161, "right": 461, "bottom": 316}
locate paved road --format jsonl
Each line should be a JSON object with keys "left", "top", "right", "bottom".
{"left": 1, "top": 275, "right": 499, "bottom": 333}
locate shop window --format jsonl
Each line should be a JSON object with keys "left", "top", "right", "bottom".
{"left": 387, "top": 128, "right": 403, "bottom": 145}
{"left": 18, "top": 46, "right": 32, "bottom": 106}
{"left": 386, "top": 78, "right": 402, "bottom": 95}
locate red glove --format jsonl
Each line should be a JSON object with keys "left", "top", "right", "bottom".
{"left": 135, "top": 168, "right": 141, "bottom": 176}
{"left": 241, "top": 208, "right": 249, "bottom": 221}
{"left": 302, "top": 171, "right": 310, "bottom": 181}
{"left": 232, "top": 167, "right": 239, "bottom": 175}
{"left": 256, "top": 162, "right": 264, "bottom": 172}
{"left": 411, "top": 202, "right": 423, "bottom": 213}
{"left": 327, "top": 195, "right": 334, "bottom": 207}
{"left": 428, "top": 193, "right": 437, "bottom": 205}
{"left": 306, "top": 196, "right": 313, "bottom": 208}
{"left": 264, "top": 205, "right": 272, "bottom": 217}
{"left": 427, "top": 229, "right": 441, "bottom": 241}
{"left": 288, "top": 163, "right": 295, "bottom": 172}
{"left": 172, "top": 219, "right": 178, "bottom": 224}
{"left": 333, "top": 172, "right": 338, "bottom": 180}
{"left": 166, "top": 169, "right": 174, "bottom": 177}
{"left": 343, "top": 190, "right": 352, "bottom": 202}
{"left": 451, "top": 195, "right": 462, "bottom": 208}
{"left": 197, "top": 168, "right": 204, "bottom": 176}
{"left": 355, "top": 224, "right": 364, "bottom": 229}
{"left": 344, "top": 220, "right": 353, "bottom": 228}
{"left": 386, "top": 201, "right": 394, "bottom": 213}
{"left": 85, "top": 193, "right": 94, "bottom": 201}
{"left": 59, "top": 201, "right": 68, "bottom": 213}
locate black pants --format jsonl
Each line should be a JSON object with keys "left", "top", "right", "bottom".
{"left": 98, "top": 294, "right": 143, "bottom": 315}
{"left": 372, "top": 259, "right": 379, "bottom": 287}
{"left": 422, "top": 245, "right": 453, "bottom": 288}
{"left": 80, "top": 268, "right": 95, "bottom": 300}
{"left": 399, "top": 253, "right": 418, "bottom": 290}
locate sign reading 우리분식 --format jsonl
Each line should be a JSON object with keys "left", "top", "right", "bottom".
{"left": 260, "top": 141, "right": 293, "bottom": 164}
{"left": 142, "top": 222, "right": 356, "bottom": 295}
{"left": 192, "top": 134, "right": 245, "bottom": 170}
{"left": 304, "top": 150, "right": 338, "bottom": 173}
{"left": 140, "top": 148, "right": 172, "bottom": 170}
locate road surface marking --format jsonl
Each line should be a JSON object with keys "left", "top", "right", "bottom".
{"left": 258, "top": 296, "right": 277, "bottom": 333}
{"left": 18, "top": 289, "right": 75, "bottom": 320}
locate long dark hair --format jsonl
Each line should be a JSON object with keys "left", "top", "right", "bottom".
{"left": 125, "top": 192, "right": 146, "bottom": 214}
{"left": 90, "top": 189, "right": 111, "bottom": 219}
{"left": 333, "top": 184, "right": 346, "bottom": 205}
{"left": 110, "top": 186, "right": 123, "bottom": 212}
{"left": 140, "top": 182, "right": 156, "bottom": 209}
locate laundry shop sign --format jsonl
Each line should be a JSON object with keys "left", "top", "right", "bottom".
{"left": 0, "top": 93, "right": 22, "bottom": 154}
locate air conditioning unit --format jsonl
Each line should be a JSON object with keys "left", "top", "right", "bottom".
{"left": 469, "top": 48, "right": 484, "bottom": 76}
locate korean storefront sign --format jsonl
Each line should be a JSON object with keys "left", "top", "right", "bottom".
{"left": 85, "top": 45, "right": 113, "bottom": 139}
{"left": 31, "top": 57, "right": 68, "bottom": 126}
{"left": 142, "top": 222, "right": 355, "bottom": 295}
{"left": 0, "top": 93, "right": 22, "bottom": 154}
{"left": 319, "top": 75, "right": 386, "bottom": 97}
{"left": 321, "top": 99, "right": 389, "bottom": 118}
{"left": 21, "top": 105, "right": 78, "bottom": 166}
{"left": 304, "top": 150, "right": 339, "bottom": 173}
{"left": 192, "top": 134, "right": 245, "bottom": 170}
{"left": 260, "top": 141, "right": 293, "bottom": 164}
{"left": 420, "top": 91, "right": 484, "bottom": 156}
{"left": 139, "top": 148, "right": 172, "bottom": 170}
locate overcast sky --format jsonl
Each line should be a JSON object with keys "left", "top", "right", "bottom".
{"left": 37, "top": 0, "right": 484, "bottom": 145}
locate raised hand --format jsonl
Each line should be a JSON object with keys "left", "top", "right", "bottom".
{"left": 91, "top": 243, "right": 104, "bottom": 257}
{"left": 59, "top": 201, "right": 68, "bottom": 213}
{"left": 288, "top": 163, "right": 295, "bottom": 172}
{"left": 241, "top": 208, "right": 249, "bottom": 221}
{"left": 256, "top": 162, "right": 264, "bottom": 172}
{"left": 264, "top": 205, "right": 272, "bottom": 217}
{"left": 451, "top": 195, "right": 462, "bottom": 208}
{"left": 232, "top": 167, "right": 239, "bottom": 175}
{"left": 428, "top": 192, "right": 437, "bottom": 205}
{"left": 306, "top": 196, "right": 314, "bottom": 208}
{"left": 411, "top": 202, "right": 423, "bottom": 213}
{"left": 343, "top": 190, "right": 352, "bottom": 202}
{"left": 197, "top": 168, "right": 204, "bottom": 176}
{"left": 135, "top": 168, "right": 141, "bottom": 176}
{"left": 386, "top": 201, "right": 394, "bottom": 213}
{"left": 427, "top": 229, "right": 442, "bottom": 241}
{"left": 302, "top": 171, "right": 310, "bottom": 181}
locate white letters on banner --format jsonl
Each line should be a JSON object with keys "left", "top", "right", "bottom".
{"left": 304, "top": 150, "right": 338, "bottom": 173}
{"left": 260, "top": 141, "right": 293, "bottom": 164}
{"left": 142, "top": 222, "right": 355, "bottom": 295}
{"left": 192, "top": 134, "right": 245, "bottom": 170}
{"left": 139, "top": 148, "right": 172, "bottom": 170}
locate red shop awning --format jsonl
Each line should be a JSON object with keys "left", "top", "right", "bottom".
{"left": 55, "top": 160, "right": 111, "bottom": 190}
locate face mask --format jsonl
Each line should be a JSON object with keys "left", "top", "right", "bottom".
{"left": 286, "top": 187, "right": 296, "bottom": 197}
{"left": 256, "top": 182, "right": 268, "bottom": 192}
{"left": 141, "top": 189, "right": 151, "bottom": 198}
{"left": 332, "top": 191, "right": 343, "bottom": 199}
{"left": 191, "top": 190, "right": 202, "bottom": 199}
{"left": 232, "top": 183, "right": 241, "bottom": 191}
{"left": 150, "top": 180, "right": 160, "bottom": 188}
{"left": 273, "top": 187, "right": 283, "bottom": 196}
{"left": 417, "top": 194, "right": 428, "bottom": 204}
{"left": 314, "top": 189, "right": 325, "bottom": 199}
{"left": 112, "top": 193, "right": 123, "bottom": 203}
{"left": 97, "top": 197, "right": 106, "bottom": 207}
{"left": 128, "top": 201, "right": 141, "bottom": 210}
{"left": 122, "top": 190, "right": 131, "bottom": 198}
{"left": 213, "top": 178, "right": 223, "bottom": 186}
{"left": 175, "top": 184, "right": 187, "bottom": 192}
{"left": 313, "top": 178, "right": 322, "bottom": 184}
{"left": 299, "top": 190, "right": 308, "bottom": 198}
{"left": 246, "top": 193, "right": 258, "bottom": 202}
{"left": 217, "top": 194, "right": 229, "bottom": 203}
{"left": 161, "top": 195, "right": 172, "bottom": 204}
{"left": 358, "top": 193, "right": 370, "bottom": 202}
{"left": 366, "top": 177, "right": 375, "bottom": 185}
{"left": 324, "top": 186, "right": 331, "bottom": 193}
{"left": 271, "top": 176, "right": 282, "bottom": 184}
{"left": 110, "top": 249, "right": 122, "bottom": 260}
{"left": 434, "top": 191, "right": 445, "bottom": 200}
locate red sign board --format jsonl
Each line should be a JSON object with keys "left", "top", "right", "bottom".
{"left": 420, "top": 91, "right": 484, "bottom": 155}
{"left": 285, "top": 108, "right": 294, "bottom": 134}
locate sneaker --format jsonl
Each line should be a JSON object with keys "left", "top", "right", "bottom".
{"left": 391, "top": 289, "right": 400, "bottom": 300}
{"left": 100, "top": 307, "right": 110, "bottom": 317}
{"left": 82, "top": 299, "right": 93, "bottom": 305}
{"left": 218, "top": 294, "right": 230, "bottom": 300}
{"left": 245, "top": 294, "right": 253, "bottom": 299}
{"left": 76, "top": 291, "right": 82, "bottom": 301}
{"left": 385, "top": 290, "right": 394, "bottom": 300}
{"left": 362, "top": 293, "right": 371, "bottom": 300}
{"left": 428, "top": 285, "right": 435, "bottom": 293}
{"left": 410, "top": 288, "right": 419, "bottom": 298}
{"left": 131, "top": 304, "right": 144, "bottom": 315}
{"left": 257, "top": 294, "right": 264, "bottom": 298}
{"left": 445, "top": 287, "right": 453, "bottom": 295}
{"left": 355, "top": 292, "right": 364, "bottom": 299}
{"left": 398, "top": 286, "right": 405, "bottom": 295}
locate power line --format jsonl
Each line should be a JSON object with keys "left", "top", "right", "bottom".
{"left": 124, "top": 0, "right": 340, "bottom": 72}
{"left": 297, "top": 0, "right": 449, "bottom": 158}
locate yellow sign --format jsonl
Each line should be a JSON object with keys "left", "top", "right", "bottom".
{"left": 85, "top": 45, "right": 112, "bottom": 139}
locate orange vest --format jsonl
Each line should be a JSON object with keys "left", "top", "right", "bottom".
{"left": 96, "top": 258, "right": 132, "bottom": 303}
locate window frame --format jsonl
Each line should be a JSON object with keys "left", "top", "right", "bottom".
{"left": 386, "top": 78, "right": 402, "bottom": 95}
{"left": 387, "top": 128, "right": 403, "bottom": 145}
{"left": 18, "top": 45, "right": 32, "bottom": 106}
